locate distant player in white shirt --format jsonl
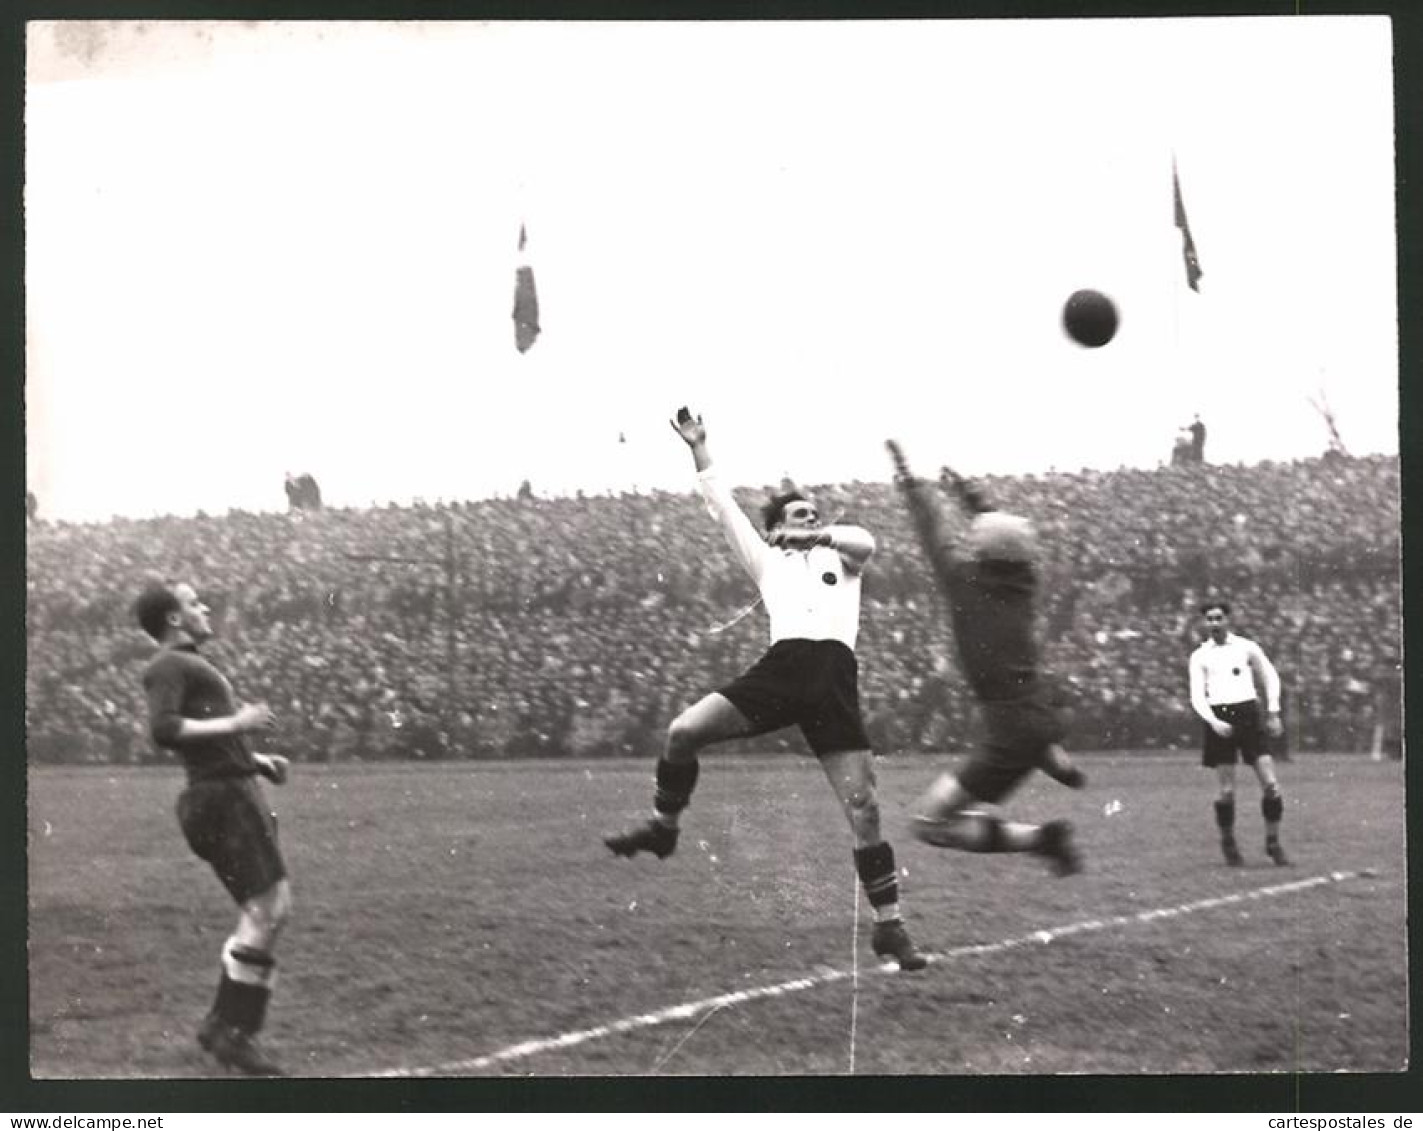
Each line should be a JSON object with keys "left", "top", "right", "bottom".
{"left": 1188, "top": 600, "right": 1289, "bottom": 866}
{"left": 605, "top": 407, "right": 927, "bottom": 971}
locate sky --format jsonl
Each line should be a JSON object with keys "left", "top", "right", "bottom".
{"left": 24, "top": 17, "right": 1400, "bottom": 521}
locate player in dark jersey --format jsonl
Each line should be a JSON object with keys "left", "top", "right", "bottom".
{"left": 136, "top": 579, "right": 291, "bottom": 1076}
{"left": 887, "top": 442, "right": 1084, "bottom": 876}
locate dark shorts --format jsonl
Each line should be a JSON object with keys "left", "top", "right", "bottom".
{"left": 719, "top": 638, "right": 871, "bottom": 757}
{"left": 957, "top": 686, "right": 1069, "bottom": 805}
{"left": 1202, "top": 700, "right": 1267, "bottom": 766}
{"left": 177, "top": 776, "right": 287, "bottom": 904}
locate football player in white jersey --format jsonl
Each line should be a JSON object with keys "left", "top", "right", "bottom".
{"left": 1188, "top": 601, "right": 1288, "bottom": 866}
{"left": 605, "top": 407, "right": 927, "bottom": 971}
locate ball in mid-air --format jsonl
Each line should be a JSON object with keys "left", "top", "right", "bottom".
{"left": 1062, "top": 289, "right": 1119, "bottom": 348}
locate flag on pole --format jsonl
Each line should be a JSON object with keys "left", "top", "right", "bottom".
{"left": 513, "top": 223, "right": 540, "bottom": 353}
{"left": 1172, "top": 157, "right": 1203, "bottom": 292}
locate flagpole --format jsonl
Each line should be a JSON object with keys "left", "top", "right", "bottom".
{"left": 1171, "top": 149, "right": 1183, "bottom": 436}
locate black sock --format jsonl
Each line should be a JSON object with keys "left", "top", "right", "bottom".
{"left": 654, "top": 758, "right": 699, "bottom": 817}
{"left": 1262, "top": 787, "right": 1284, "bottom": 826}
{"left": 213, "top": 943, "right": 277, "bottom": 1034}
{"left": 1214, "top": 797, "right": 1236, "bottom": 836}
{"left": 853, "top": 843, "right": 900, "bottom": 911}
{"left": 213, "top": 974, "right": 272, "bottom": 1035}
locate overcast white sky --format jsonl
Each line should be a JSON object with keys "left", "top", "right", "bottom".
{"left": 25, "top": 17, "right": 1399, "bottom": 521}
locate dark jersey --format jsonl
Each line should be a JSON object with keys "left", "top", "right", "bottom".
{"left": 939, "top": 557, "right": 1042, "bottom": 702}
{"left": 142, "top": 644, "right": 259, "bottom": 783}
{"left": 898, "top": 474, "right": 1043, "bottom": 702}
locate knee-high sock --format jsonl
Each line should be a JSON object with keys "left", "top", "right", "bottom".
{"left": 1262, "top": 786, "right": 1283, "bottom": 838}
{"left": 1214, "top": 797, "right": 1236, "bottom": 837}
{"left": 652, "top": 758, "right": 700, "bottom": 826}
{"left": 854, "top": 842, "right": 903, "bottom": 923}
{"left": 212, "top": 936, "right": 277, "bottom": 1035}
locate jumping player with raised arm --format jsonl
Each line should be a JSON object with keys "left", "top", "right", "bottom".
{"left": 886, "top": 441, "right": 1084, "bottom": 877}
{"left": 605, "top": 407, "right": 927, "bottom": 971}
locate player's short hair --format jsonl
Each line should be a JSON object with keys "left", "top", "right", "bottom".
{"left": 1200, "top": 600, "right": 1232, "bottom": 618}
{"left": 134, "top": 579, "right": 181, "bottom": 641}
{"left": 762, "top": 490, "right": 810, "bottom": 531}
{"left": 967, "top": 511, "right": 1037, "bottom": 563}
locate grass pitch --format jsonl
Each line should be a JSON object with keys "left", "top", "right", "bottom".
{"left": 27, "top": 753, "right": 1408, "bottom": 1078}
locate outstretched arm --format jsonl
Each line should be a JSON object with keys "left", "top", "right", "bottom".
{"left": 678, "top": 407, "right": 771, "bottom": 582}
{"left": 886, "top": 440, "right": 962, "bottom": 582}
{"left": 671, "top": 406, "right": 712, "bottom": 473}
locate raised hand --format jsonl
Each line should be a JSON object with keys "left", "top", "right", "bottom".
{"left": 670, "top": 406, "right": 707, "bottom": 447}
{"left": 885, "top": 440, "right": 915, "bottom": 486}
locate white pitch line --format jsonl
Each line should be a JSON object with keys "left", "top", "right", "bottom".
{"left": 366, "top": 868, "right": 1372, "bottom": 1078}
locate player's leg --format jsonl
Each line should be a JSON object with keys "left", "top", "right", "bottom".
{"left": 817, "top": 747, "right": 927, "bottom": 971}
{"left": 192, "top": 783, "right": 289, "bottom": 1075}
{"left": 1213, "top": 762, "right": 1243, "bottom": 865}
{"left": 910, "top": 759, "right": 1081, "bottom": 876}
{"left": 200, "top": 879, "right": 291, "bottom": 1073}
{"left": 1250, "top": 754, "right": 1290, "bottom": 865}
{"left": 604, "top": 691, "right": 757, "bottom": 860}
{"left": 1041, "top": 742, "right": 1087, "bottom": 790}
{"left": 1203, "top": 715, "right": 1244, "bottom": 865}
{"left": 818, "top": 746, "right": 883, "bottom": 848}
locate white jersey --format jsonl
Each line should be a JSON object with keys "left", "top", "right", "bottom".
{"left": 698, "top": 468, "right": 871, "bottom": 650}
{"left": 1188, "top": 631, "right": 1282, "bottom": 721}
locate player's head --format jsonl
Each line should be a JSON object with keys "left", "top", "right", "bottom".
{"left": 762, "top": 491, "right": 819, "bottom": 534}
{"left": 135, "top": 579, "right": 212, "bottom": 643}
{"left": 1200, "top": 600, "right": 1231, "bottom": 641}
{"left": 966, "top": 511, "right": 1037, "bottom": 563}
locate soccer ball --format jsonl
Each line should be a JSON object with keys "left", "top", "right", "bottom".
{"left": 1062, "top": 289, "right": 1119, "bottom": 348}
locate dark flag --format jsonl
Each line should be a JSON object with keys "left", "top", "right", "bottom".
{"left": 1173, "top": 158, "right": 1203, "bottom": 292}
{"left": 513, "top": 223, "right": 540, "bottom": 353}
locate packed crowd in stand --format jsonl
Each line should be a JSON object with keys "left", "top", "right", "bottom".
{"left": 26, "top": 453, "right": 1402, "bottom": 765}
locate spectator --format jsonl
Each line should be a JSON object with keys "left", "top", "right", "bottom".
{"left": 1171, "top": 428, "right": 1194, "bottom": 467}
{"left": 24, "top": 452, "right": 1402, "bottom": 765}
{"left": 1189, "top": 414, "right": 1207, "bottom": 463}
{"left": 284, "top": 472, "right": 322, "bottom": 513}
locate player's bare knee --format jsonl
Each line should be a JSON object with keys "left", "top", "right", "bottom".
{"left": 841, "top": 776, "right": 879, "bottom": 816}
{"left": 665, "top": 714, "right": 706, "bottom": 760}
{"left": 845, "top": 790, "right": 881, "bottom": 840}
{"left": 247, "top": 881, "right": 292, "bottom": 934}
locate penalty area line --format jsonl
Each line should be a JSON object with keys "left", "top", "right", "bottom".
{"left": 366, "top": 868, "right": 1371, "bottom": 1078}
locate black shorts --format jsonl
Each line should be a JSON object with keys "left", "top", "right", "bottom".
{"left": 719, "top": 638, "right": 871, "bottom": 757}
{"left": 1201, "top": 700, "right": 1266, "bottom": 767}
{"left": 957, "top": 686, "right": 1069, "bottom": 805}
{"left": 177, "top": 776, "right": 287, "bottom": 904}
